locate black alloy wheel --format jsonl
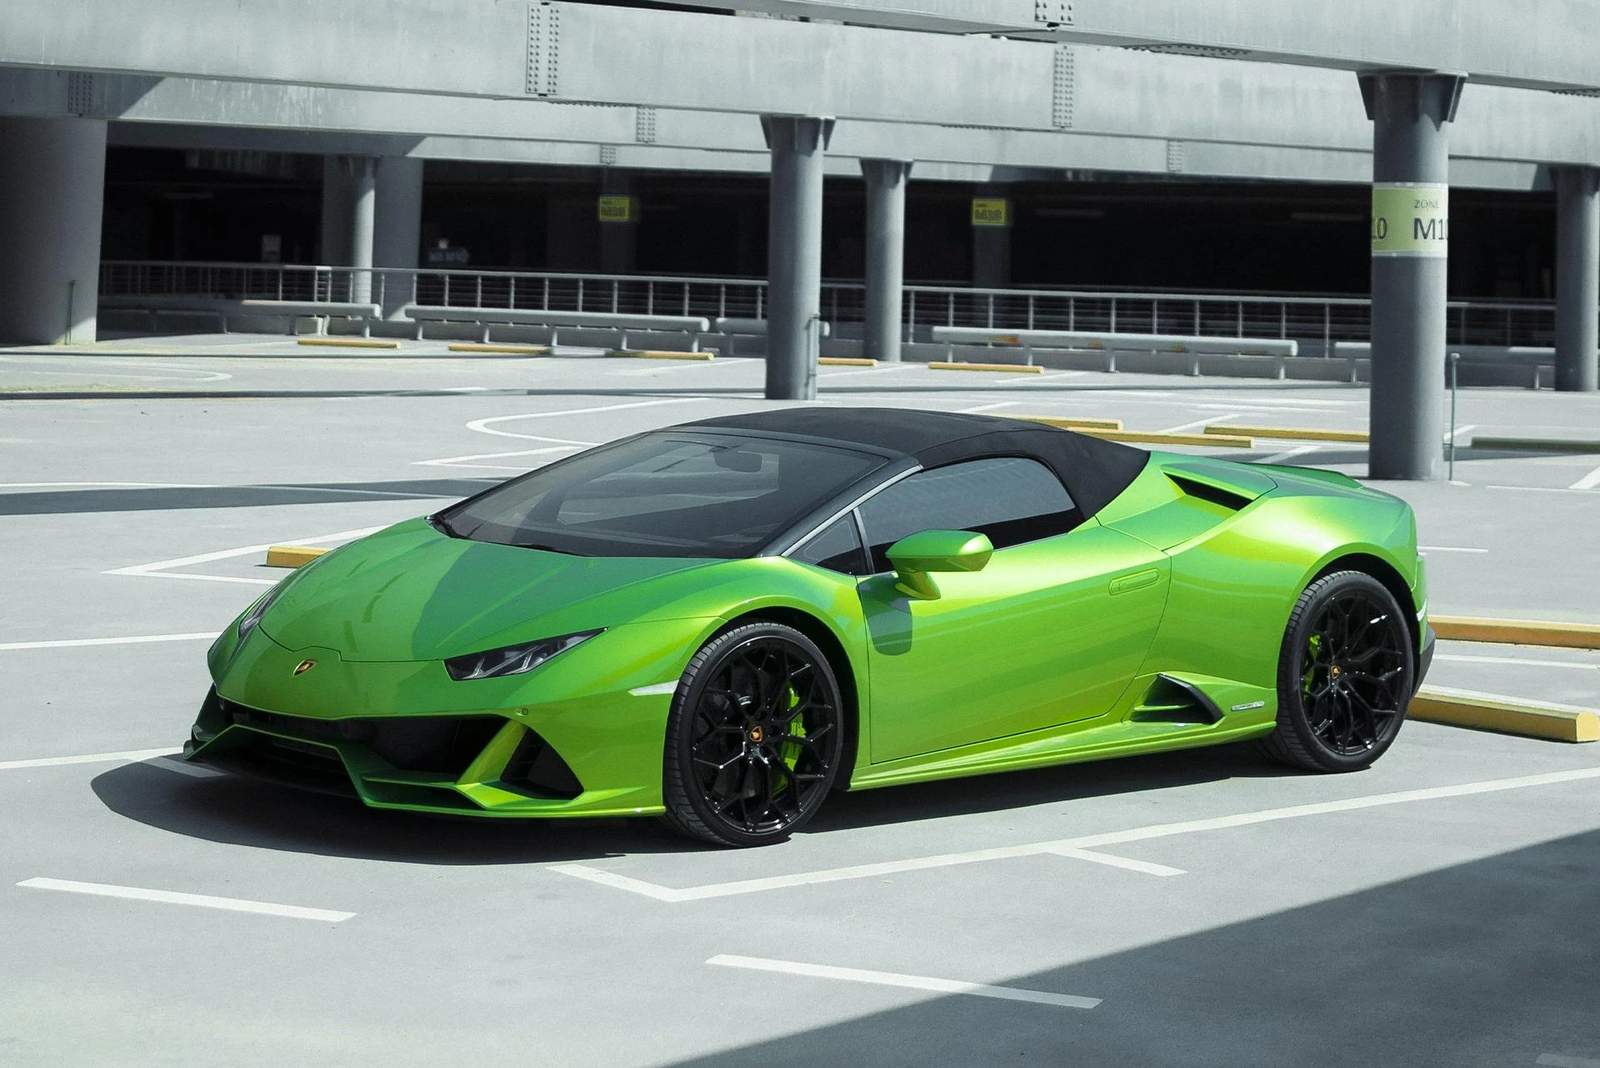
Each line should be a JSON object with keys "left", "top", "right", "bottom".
{"left": 1261, "top": 570, "right": 1414, "bottom": 772}
{"left": 661, "top": 622, "right": 845, "bottom": 846}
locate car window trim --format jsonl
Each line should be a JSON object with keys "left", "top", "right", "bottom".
{"left": 775, "top": 463, "right": 924, "bottom": 562}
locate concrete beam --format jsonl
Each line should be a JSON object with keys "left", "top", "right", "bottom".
{"left": 105, "top": 119, "right": 1557, "bottom": 195}
{"left": 6, "top": 62, "right": 1598, "bottom": 187}
{"left": 12, "top": 2, "right": 1600, "bottom": 139}
{"left": 645, "top": 0, "right": 1600, "bottom": 95}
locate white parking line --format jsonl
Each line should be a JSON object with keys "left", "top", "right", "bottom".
{"left": 1161, "top": 414, "right": 1235, "bottom": 434}
{"left": 1571, "top": 463, "right": 1600, "bottom": 490}
{"left": 1188, "top": 401, "right": 1343, "bottom": 413}
{"left": 17, "top": 878, "right": 354, "bottom": 923}
{"left": 707, "top": 955, "right": 1100, "bottom": 1010}
{"left": 0, "top": 482, "right": 216, "bottom": 490}
{"left": 149, "top": 755, "right": 228, "bottom": 779}
{"left": 821, "top": 363, "right": 924, "bottom": 377}
{"left": 1487, "top": 485, "right": 1597, "bottom": 495}
{"left": 414, "top": 445, "right": 584, "bottom": 471}
{"left": 0, "top": 632, "right": 214, "bottom": 652}
{"left": 466, "top": 398, "right": 701, "bottom": 441}
{"left": 1257, "top": 444, "right": 1321, "bottom": 465}
{"left": 1435, "top": 653, "right": 1598, "bottom": 671}
{"left": 959, "top": 401, "right": 1019, "bottom": 414}
{"left": 103, "top": 525, "right": 384, "bottom": 586}
{"left": 0, "top": 748, "right": 179, "bottom": 772}
{"left": 550, "top": 765, "right": 1600, "bottom": 902}
{"left": 3, "top": 481, "right": 449, "bottom": 502}
{"left": 1044, "top": 846, "right": 1186, "bottom": 877}
{"left": 0, "top": 365, "right": 232, "bottom": 383}
{"left": 1417, "top": 546, "right": 1488, "bottom": 554}
{"left": 1000, "top": 371, "right": 1087, "bottom": 383}
{"left": 609, "top": 362, "right": 722, "bottom": 377}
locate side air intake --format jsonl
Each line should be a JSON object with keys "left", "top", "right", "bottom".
{"left": 1130, "top": 674, "right": 1223, "bottom": 725}
{"left": 1160, "top": 460, "right": 1275, "bottom": 512}
{"left": 1166, "top": 473, "right": 1255, "bottom": 512}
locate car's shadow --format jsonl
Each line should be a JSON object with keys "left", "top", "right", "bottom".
{"left": 90, "top": 742, "right": 1298, "bottom": 865}
{"left": 807, "top": 742, "right": 1298, "bottom": 833}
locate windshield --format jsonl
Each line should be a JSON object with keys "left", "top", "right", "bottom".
{"left": 435, "top": 432, "right": 886, "bottom": 558}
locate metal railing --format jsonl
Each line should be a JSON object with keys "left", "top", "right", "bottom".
{"left": 98, "top": 260, "right": 1558, "bottom": 352}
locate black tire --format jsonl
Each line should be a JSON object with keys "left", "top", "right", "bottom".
{"left": 1259, "top": 570, "right": 1415, "bottom": 772}
{"left": 661, "top": 622, "right": 846, "bottom": 847}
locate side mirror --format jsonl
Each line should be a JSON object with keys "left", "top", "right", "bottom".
{"left": 885, "top": 529, "right": 993, "bottom": 600}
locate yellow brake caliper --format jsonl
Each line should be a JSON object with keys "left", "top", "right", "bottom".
{"left": 777, "top": 684, "right": 805, "bottom": 791}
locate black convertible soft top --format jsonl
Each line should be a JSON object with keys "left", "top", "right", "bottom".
{"left": 683, "top": 407, "right": 1151, "bottom": 518}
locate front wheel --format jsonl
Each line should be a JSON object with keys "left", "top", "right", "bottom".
{"left": 1260, "top": 571, "right": 1415, "bottom": 772}
{"left": 661, "top": 622, "right": 846, "bottom": 847}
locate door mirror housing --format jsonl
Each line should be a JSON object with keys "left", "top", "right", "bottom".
{"left": 885, "top": 529, "right": 994, "bottom": 600}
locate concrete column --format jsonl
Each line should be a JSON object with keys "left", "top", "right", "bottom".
{"left": 319, "top": 155, "right": 352, "bottom": 267}
{"left": 599, "top": 170, "right": 639, "bottom": 275}
{"left": 861, "top": 159, "right": 912, "bottom": 362}
{"left": 1554, "top": 166, "right": 1600, "bottom": 393}
{"left": 347, "top": 157, "right": 378, "bottom": 305}
{"left": 762, "top": 115, "right": 834, "bottom": 401}
{"left": 0, "top": 117, "right": 108, "bottom": 345}
{"left": 1358, "top": 71, "right": 1465, "bottom": 481}
{"left": 971, "top": 186, "right": 1012, "bottom": 289}
{"left": 374, "top": 156, "right": 424, "bottom": 319}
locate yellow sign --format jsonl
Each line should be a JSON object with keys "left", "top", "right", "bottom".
{"left": 1371, "top": 184, "right": 1448, "bottom": 257}
{"left": 598, "top": 196, "right": 638, "bottom": 223}
{"left": 971, "top": 198, "right": 1011, "bottom": 227}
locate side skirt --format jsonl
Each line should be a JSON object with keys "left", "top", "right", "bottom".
{"left": 846, "top": 674, "right": 1276, "bottom": 792}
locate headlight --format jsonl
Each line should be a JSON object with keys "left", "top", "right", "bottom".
{"left": 236, "top": 581, "right": 287, "bottom": 643}
{"left": 444, "top": 630, "right": 602, "bottom": 682}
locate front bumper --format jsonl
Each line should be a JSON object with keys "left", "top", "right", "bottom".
{"left": 186, "top": 621, "right": 711, "bottom": 818}
{"left": 187, "top": 689, "right": 618, "bottom": 816}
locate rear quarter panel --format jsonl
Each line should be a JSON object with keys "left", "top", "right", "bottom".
{"left": 1115, "top": 481, "right": 1419, "bottom": 690}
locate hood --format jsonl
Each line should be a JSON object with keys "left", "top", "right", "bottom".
{"left": 261, "top": 518, "right": 720, "bottom": 661}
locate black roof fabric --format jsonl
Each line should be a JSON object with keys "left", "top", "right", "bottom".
{"left": 683, "top": 407, "right": 1150, "bottom": 518}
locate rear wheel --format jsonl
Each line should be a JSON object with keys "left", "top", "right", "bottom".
{"left": 661, "top": 622, "right": 845, "bottom": 847}
{"left": 1260, "top": 571, "right": 1414, "bottom": 772}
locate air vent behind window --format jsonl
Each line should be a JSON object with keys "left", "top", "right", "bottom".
{"left": 1166, "top": 473, "right": 1254, "bottom": 512}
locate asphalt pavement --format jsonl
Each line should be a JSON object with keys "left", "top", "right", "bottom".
{"left": 1, "top": 334, "right": 1596, "bottom": 1068}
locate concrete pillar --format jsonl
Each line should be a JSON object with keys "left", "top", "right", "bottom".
{"left": 1358, "top": 71, "right": 1465, "bottom": 481}
{"left": 0, "top": 117, "right": 108, "bottom": 345}
{"left": 762, "top": 115, "right": 834, "bottom": 401}
{"left": 319, "top": 155, "right": 352, "bottom": 267}
{"left": 374, "top": 156, "right": 424, "bottom": 318}
{"left": 861, "top": 159, "right": 912, "bottom": 362}
{"left": 599, "top": 170, "right": 639, "bottom": 275}
{"left": 1554, "top": 166, "right": 1600, "bottom": 393}
{"left": 347, "top": 157, "right": 377, "bottom": 305}
{"left": 971, "top": 187, "right": 1012, "bottom": 289}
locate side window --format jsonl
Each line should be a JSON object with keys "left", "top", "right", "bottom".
{"left": 792, "top": 516, "right": 869, "bottom": 577}
{"left": 857, "top": 458, "right": 1082, "bottom": 572}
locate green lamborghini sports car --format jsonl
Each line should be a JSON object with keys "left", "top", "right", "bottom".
{"left": 186, "top": 407, "right": 1434, "bottom": 846}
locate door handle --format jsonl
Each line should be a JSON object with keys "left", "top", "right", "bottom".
{"left": 1109, "top": 568, "right": 1161, "bottom": 596}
